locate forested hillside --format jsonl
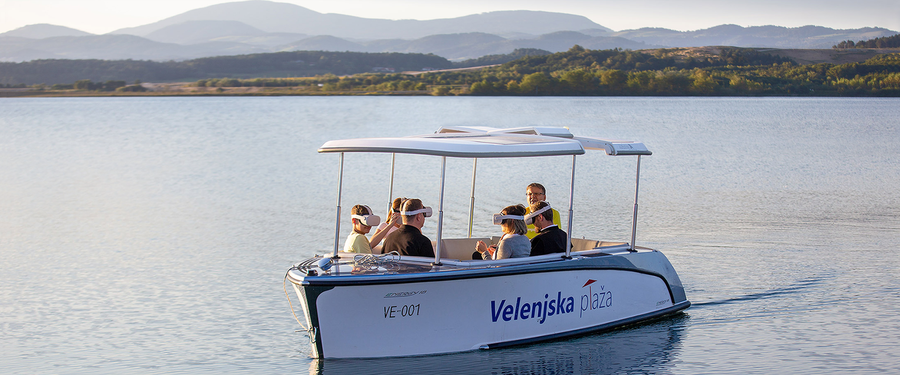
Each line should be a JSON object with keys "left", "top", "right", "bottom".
{"left": 220, "top": 46, "right": 897, "bottom": 96}
{"left": 0, "top": 51, "right": 453, "bottom": 85}
{"left": 5, "top": 46, "right": 899, "bottom": 96}
{"left": 834, "top": 33, "right": 900, "bottom": 49}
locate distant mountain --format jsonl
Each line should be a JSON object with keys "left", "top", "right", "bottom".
{"left": 0, "top": 24, "right": 93, "bottom": 39}
{"left": 613, "top": 25, "right": 897, "bottom": 49}
{"left": 280, "top": 35, "right": 368, "bottom": 52}
{"left": 275, "top": 32, "right": 653, "bottom": 61}
{"left": 1, "top": 0, "right": 896, "bottom": 64}
{"left": 110, "top": 0, "right": 608, "bottom": 40}
{"left": 144, "top": 20, "right": 266, "bottom": 44}
{"left": 0, "top": 34, "right": 266, "bottom": 62}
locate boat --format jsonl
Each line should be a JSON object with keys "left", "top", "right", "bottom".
{"left": 284, "top": 126, "right": 690, "bottom": 359}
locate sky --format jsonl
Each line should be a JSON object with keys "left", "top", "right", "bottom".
{"left": 2, "top": 0, "right": 899, "bottom": 35}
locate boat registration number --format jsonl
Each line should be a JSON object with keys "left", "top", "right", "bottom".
{"left": 384, "top": 304, "right": 421, "bottom": 318}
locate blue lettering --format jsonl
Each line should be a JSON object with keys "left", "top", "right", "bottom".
{"left": 520, "top": 301, "right": 531, "bottom": 319}
{"left": 490, "top": 289, "right": 601, "bottom": 324}
{"left": 491, "top": 300, "right": 506, "bottom": 322}
{"left": 540, "top": 297, "right": 549, "bottom": 324}
{"left": 580, "top": 294, "right": 589, "bottom": 317}
{"left": 514, "top": 297, "right": 521, "bottom": 320}
{"left": 503, "top": 304, "right": 514, "bottom": 321}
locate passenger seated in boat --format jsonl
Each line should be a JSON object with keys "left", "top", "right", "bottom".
{"left": 381, "top": 198, "right": 435, "bottom": 257}
{"left": 343, "top": 204, "right": 392, "bottom": 254}
{"left": 527, "top": 201, "right": 568, "bottom": 256}
{"left": 372, "top": 197, "right": 405, "bottom": 253}
{"left": 524, "top": 183, "right": 561, "bottom": 239}
{"left": 474, "top": 204, "right": 531, "bottom": 260}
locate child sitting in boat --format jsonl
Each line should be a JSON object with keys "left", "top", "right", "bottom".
{"left": 474, "top": 204, "right": 531, "bottom": 259}
{"left": 344, "top": 204, "right": 393, "bottom": 254}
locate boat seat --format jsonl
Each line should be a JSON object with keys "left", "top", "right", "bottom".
{"left": 439, "top": 238, "right": 490, "bottom": 260}
{"left": 571, "top": 238, "right": 600, "bottom": 251}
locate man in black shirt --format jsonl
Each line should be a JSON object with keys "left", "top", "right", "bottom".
{"left": 527, "top": 201, "right": 568, "bottom": 256}
{"left": 382, "top": 198, "right": 435, "bottom": 258}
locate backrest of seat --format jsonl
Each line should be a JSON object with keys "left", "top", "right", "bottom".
{"left": 571, "top": 238, "right": 600, "bottom": 251}
{"left": 439, "top": 238, "right": 489, "bottom": 260}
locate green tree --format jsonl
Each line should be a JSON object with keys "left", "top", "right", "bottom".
{"left": 600, "top": 70, "right": 627, "bottom": 92}
{"left": 560, "top": 69, "right": 594, "bottom": 93}
{"left": 519, "top": 72, "right": 551, "bottom": 95}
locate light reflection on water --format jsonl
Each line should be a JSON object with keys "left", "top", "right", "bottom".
{"left": 311, "top": 315, "right": 687, "bottom": 375}
{"left": 1, "top": 97, "right": 899, "bottom": 374}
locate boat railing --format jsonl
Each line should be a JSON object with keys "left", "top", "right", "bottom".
{"left": 371, "top": 242, "right": 636, "bottom": 269}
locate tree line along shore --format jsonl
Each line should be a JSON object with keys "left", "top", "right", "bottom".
{"left": 2, "top": 46, "right": 899, "bottom": 97}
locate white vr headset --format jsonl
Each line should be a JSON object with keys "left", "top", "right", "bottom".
{"left": 524, "top": 204, "right": 552, "bottom": 225}
{"left": 492, "top": 213, "right": 525, "bottom": 225}
{"left": 351, "top": 205, "right": 381, "bottom": 227}
{"left": 400, "top": 207, "right": 433, "bottom": 218}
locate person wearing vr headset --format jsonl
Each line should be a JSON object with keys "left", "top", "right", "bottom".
{"left": 372, "top": 197, "right": 405, "bottom": 253}
{"left": 528, "top": 201, "right": 569, "bottom": 256}
{"left": 381, "top": 198, "right": 435, "bottom": 257}
{"left": 474, "top": 204, "right": 531, "bottom": 260}
{"left": 524, "top": 183, "right": 561, "bottom": 239}
{"left": 343, "top": 204, "right": 393, "bottom": 254}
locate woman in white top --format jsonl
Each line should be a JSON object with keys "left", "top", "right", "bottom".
{"left": 475, "top": 204, "right": 531, "bottom": 259}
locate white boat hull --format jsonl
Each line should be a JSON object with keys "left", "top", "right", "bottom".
{"left": 288, "top": 249, "right": 689, "bottom": 358}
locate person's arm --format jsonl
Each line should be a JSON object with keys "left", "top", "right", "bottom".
{"left": 494, "top": 239, "right": 510, "bottom": 259}
{"left": 368, "top": 212, "right": 401, "bottom": 249}
{"left": 530, "top": 236, "right": 543, "bottom": 256}
{"left": 368, "top": 225, "right": 391, "bottom": 249}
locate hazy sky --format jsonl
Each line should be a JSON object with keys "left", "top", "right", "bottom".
{"left": 2, "top": 0, "right": 899, "bottom": 34}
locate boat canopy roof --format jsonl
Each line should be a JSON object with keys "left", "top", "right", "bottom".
{"left": 318, "top": 126, "right": 651, "bottom": 157}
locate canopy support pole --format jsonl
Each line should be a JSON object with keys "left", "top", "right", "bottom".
{"left": 630, "top": 155, "right": 642, "bottom": 251}
{"left": 387, "top": 153, "right": 396, "bottom": 215}
{"left": 332, "top": 152, "right": 345, "bottom": 258}
{"left": 565, "top": 155, "right": 576, "bottom": 259}
{"left": 433, "top": 156, "right": 447, "bottom": 266}
{"left": 467, "top": 158, "right": 478, "bottom": 238}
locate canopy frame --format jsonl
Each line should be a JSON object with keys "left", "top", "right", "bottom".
{"left": 322, "top": 127, "right": 650, "bottom": 261}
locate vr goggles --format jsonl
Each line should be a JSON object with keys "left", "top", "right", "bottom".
{"left": 351, "top": 205, "right": 381, "bottom": 227}
{"left": 524, "top": 204, "right": 552, "bottom": 225}
{"left": 492, "top": 213, "right": 525, "bottom": 225}
{"left": 400, "top": 207, "right": 433, "bottom": 218}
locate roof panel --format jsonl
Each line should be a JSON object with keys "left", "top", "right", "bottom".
{"left": 318, "top": 127, "right": 651, "bottom": 157}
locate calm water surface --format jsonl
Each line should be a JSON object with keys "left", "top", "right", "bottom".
{"left": 1, "top": 97, "right": 898, "bottom": 374}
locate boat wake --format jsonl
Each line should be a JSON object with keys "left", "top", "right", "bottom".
{"left": 689, "top": 275, "right": 828, "bottom": 308}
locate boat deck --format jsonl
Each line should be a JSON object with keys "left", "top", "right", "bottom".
{"left": 290, "top": 239, "right": 641, "bottom": 282}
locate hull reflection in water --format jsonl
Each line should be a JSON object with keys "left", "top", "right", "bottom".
{"left": 308, "top": 314, "right": 687, "bottom": 375}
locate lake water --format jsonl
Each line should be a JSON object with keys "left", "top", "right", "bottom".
{"left": 1, "top": 96, "right": 898, "bottom": 374}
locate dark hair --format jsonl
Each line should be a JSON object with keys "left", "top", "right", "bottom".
{"left": 527, "top": 182, "right": 546, "bottom": 195}
{"left": 351, "top": 204, "right": 372, "bottom": 216}
{"left": 402, "top": 198, "right": 424, "bottom": 219}
{"left": 501, "top": 204, "right": 527, "bottom": 235}
{"left": 530, "top": 201, "right": 554, "bottom": 221}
